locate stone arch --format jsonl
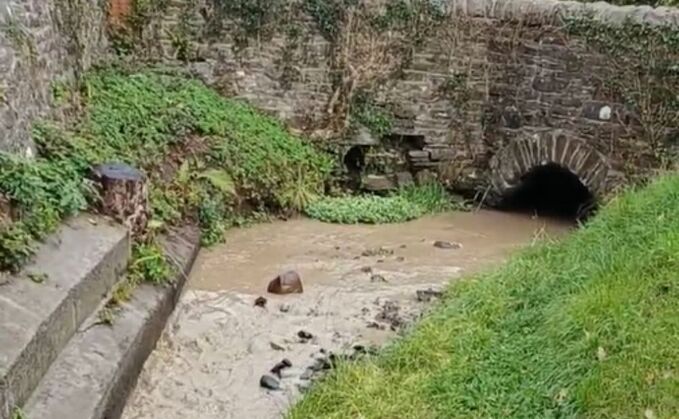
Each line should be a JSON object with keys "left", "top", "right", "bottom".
{"left": 489, "top": 130, "right": 610, "bottom": 199}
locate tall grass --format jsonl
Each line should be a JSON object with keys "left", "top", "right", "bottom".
{"left": 289, "top": 174, "right": 679, "bottom": 418}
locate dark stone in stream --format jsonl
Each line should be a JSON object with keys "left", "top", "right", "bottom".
{"left": 375, "top": 300, "right": 406, "bottom": 331}
{"left": 416, "top": 288, "right": 444, "bottom": 303}
{"left": 370, "top": 274, "right": 387, "bottom": 283}
{"left": 267, "top": 270, "right": 304, "bottom": 294}
{"left": 260, "top": 374, "right": 281, "bottom": 390}
{"left": 271, "top": 358, "right": 293, "bottom": 377}
{"left": 361, "top": 247, "right": 393, "bottom": 257}
{"left": 433, "top": 240, "right": 462, "bottom": 249}
{"left": 254, "top": 296, "right": 267, "bottom": 307}
{"left": 270, "top": 341, "right": 286, "bottom": 351}
{"left": 298, "top": 330, "right": 313, "bottom": 341}
{"left": 360, "top": 266, "right": 373, "bottom": 274}
{"left": 279, "top": 304, "right": 291, "bottom": 313}
{"left": 366, "top": 321, "right": 386, "bottom": 330}
{"left": 396, "top": 256, "right": 405, "bottom": 262}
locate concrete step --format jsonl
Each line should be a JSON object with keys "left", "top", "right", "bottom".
{"left": 0, "top": 216, "right": 130, "bottom": 419}
{"left": 23, "top": 226, "right": 200, "bottom": 419}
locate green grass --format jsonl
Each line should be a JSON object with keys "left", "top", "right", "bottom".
{"left": 304, "top": 183, "right": 459, "bottom": 224}
{"left": 0, "top": 67, "right": 332, "bottom": 275}
{"left": 289, "top": 174, "right": 679, "bottom": 419}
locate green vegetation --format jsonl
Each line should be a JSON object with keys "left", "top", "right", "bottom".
{"left": 305, "top": 183, "right": 457, "bottom": 224}
{"left": 0, "top": 68, "right": 332, "bottom": 279}
{"left": 349, "top": 91, "right": 394, "bottom": 138}
{"left": 565, "top": 17, "right": 679, "bottom": 172}
{"left": 290, "top": 174, "right": 679, "bottom": 418}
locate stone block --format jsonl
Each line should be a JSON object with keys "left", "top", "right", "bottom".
{"left": 531, "top": 73, "right": 569, "bottom": 93}
{"left": 415, "top": 169, "right": 437, "bottom": 185}
{"left": 362, "top": 175, "right": 397, "bottom": 192}
{"left": 0, "top": 216, "right": 129, "bottom": 419}
{"left": 395, "top": 171, "right": 414, "bottom": 187}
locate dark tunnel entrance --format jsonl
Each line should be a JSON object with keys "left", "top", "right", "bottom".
{"left": 497, "top": 163, "right": 597, "bottom": 221}
{"left": 343, "top": 146, "right": 366, "bottom": 175}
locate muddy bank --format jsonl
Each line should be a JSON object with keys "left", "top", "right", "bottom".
{"left": 121, "top": 211, "right": 570, "bottom": 419}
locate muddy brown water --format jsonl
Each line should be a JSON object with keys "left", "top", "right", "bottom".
{"left": 121, "top": 211, "right": 571, "bottom": 419}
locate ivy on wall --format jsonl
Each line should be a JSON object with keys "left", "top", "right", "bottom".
{"left": 565, "top": 15, "right": 679, "bottom": 169}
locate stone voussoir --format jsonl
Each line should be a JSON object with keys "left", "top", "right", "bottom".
{"left": 0, "top": 216, "right": 130, "bottom": 419}
{"left": 22, "top": 225, "right": 200, "bottom": 419}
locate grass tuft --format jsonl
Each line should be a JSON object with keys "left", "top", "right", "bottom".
{"left": 289, "top": 174, "right": 679, "bottom": 419}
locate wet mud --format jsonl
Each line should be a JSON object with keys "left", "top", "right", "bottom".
{"left": 122, "top": 211, "right": 571, "bottom": 419}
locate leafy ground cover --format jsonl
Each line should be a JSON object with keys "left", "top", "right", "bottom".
{"left": 0, "top": 67, "right": 332, "bottom": 280}
{"left": 289, "top": 173, "right": 679, "bottom": 419}
{"left": 305, "top": 183, "right": 461, "bottom": 224}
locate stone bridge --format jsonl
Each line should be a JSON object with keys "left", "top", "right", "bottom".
{"left": 0, "top": 0, "right": 677, "bottom": 213}
{"left": 152, "top": 0, "right": 676, "bottom": 210}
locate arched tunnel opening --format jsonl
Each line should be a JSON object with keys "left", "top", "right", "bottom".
{"left": 497, "top": 163, "right": 597, "bottom": 221}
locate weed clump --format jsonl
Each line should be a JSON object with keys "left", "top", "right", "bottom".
{"left": 305, "top": 183, "right": 459, "bottom": 224}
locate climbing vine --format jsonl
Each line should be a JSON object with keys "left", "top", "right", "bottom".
{"left": 565, "top": 16, "right": 679, "bottom": 169}
{"left": 202, "top": 0, "right": 288, "bottom": 48}
{"left": 303, "top": 0, "right": 448, "bottom": 137}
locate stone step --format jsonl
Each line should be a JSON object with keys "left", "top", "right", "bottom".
{"left": 22, "top": 226, "right": 200, "bottom": 419}
{"left": 0, "top": 216, "right": 130, "bottom": 419}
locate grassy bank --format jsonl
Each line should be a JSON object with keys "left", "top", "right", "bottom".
{"left": 0, "top": 68, "right": 332, "bottom": 276}
{"left": 289, "top": 174, "right": 679, "bottom": 418}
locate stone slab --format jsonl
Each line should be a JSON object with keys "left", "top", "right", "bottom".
{"left": 22, "top": 225, "right": 200, "bottom": 419}
{"left": 0, "top": 216, "right": 129, "bottom": 419}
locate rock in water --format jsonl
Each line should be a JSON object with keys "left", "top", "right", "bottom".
{"left": 270, "top": 358, "right": 293, "bottom": 377}
{"left": 370, "top": 274, "right": 387, "bottom": 283}
{"left": 254, "top": 296, "right": 267, "bottom": 307}
{"left": 416, "top": 288, "right": 444, "bottom": 302}
{"left": 267, "top": 270, "right": 303, "bottom": 294}
{"left": 433, "top": 240, "right": 462, "bottom": 249}
{"left": 298, "top": 330, "right": 313, "bottom": 341}
{"left": 260, "top": 374, "right": 281, "bottom": 390}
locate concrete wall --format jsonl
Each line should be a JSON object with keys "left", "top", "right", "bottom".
{"left": 0, "top": 0, "right": 108, "bottom": 155}
{"left": 151, "top": 0, "right": 679, "bottom": 199}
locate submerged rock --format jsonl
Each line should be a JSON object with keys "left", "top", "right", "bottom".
{"left": 416, "top": 288, "right": 444, "bottom": 302}
{"left": 298, "top": 330, "right": 313, "bottom": 341}
{"left": 270, "top": 341, "right": 286, "bottom": 351}
{"left": 267, "top": 270, "right": 303, "bottom": 294}
{"left": 361, "top": 247, "right": 393, "bottom": 257}
{"left": 260, "top": 374, "right": 281, "bottom": 390}
{"left": 254, "top": 296, "right": 267, "bottom": 308}
{"left": 370, "top": 274, "right": 387, "bottom": 283}
{"left": 270, "top": 358, "right": 292, "bottom": 377}
{"left": 300, "top": 367, "right": 314, "bottom": 380}
{"left": 433, "top": 240, "right": 462, "bottom": 249}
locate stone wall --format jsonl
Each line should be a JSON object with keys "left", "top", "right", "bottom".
{"left": 0, "top": 0, "right": 108, "bottom": 155}
{"left": 150, "top": 0, "right": 679, "bottom": 200}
